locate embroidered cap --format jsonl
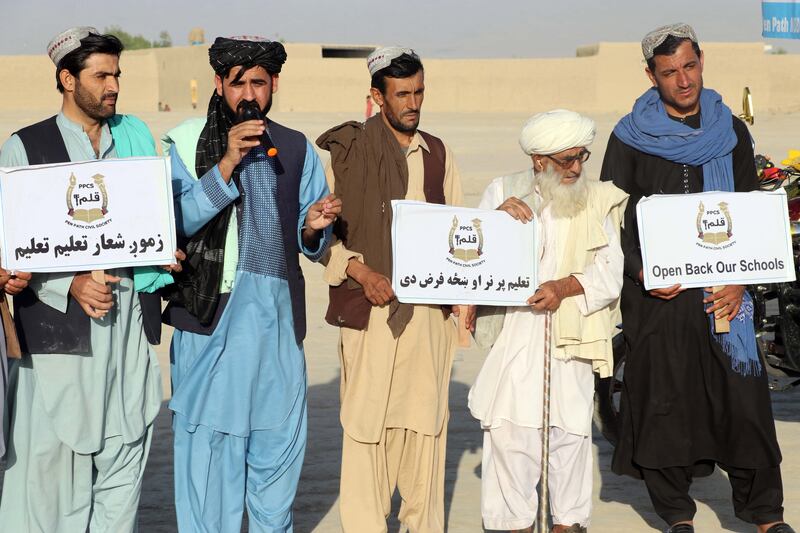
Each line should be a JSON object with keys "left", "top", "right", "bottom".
{"left": 641, "top": 23, "right": 698, "bottom": 60}
{"left": 367, "top": 46, "right": 418, "bottom": 76}
{"left": 47, "top": 26, "right": 99, "bottom": 66}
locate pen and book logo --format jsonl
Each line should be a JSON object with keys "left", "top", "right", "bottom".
{"left": 66, "top": 172, "right": 109, "bottom": 226}
{"left": 696, "top": 201, "right": 736, "bottom": 250}
{"left": 447, "top": 216, "right": 486, "bottom": 267}
{"left": 11, "top": 169, "right": 168, "bottom": 264}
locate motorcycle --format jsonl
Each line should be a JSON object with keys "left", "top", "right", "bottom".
{"left": 592, "top": 88, "right": 800, "bottom": 445}
{"left": 751, "top": 152, "right": 800, "bottom": 389}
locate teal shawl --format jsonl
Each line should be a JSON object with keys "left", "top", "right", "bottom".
{"left": 108, "top": 114, "right": 174, "bottom": 293}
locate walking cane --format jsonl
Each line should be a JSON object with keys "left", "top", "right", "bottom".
{"left": 537, "top": 311, "right": 553, "bottom": 533}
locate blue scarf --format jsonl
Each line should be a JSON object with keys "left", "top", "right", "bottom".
{"left": 614, "top": 87, "right": 761, "bottom": 377}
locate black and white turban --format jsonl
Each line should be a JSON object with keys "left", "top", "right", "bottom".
{"left": 208, "top": 36, "right": 287, "bottom": 77}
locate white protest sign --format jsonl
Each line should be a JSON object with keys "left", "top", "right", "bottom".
{"left": 0, "top": 157, "right": 176, "bottom": 273}
{"left": 637, "top": 190, "right": 795, "bottom": 289}
{"left": 392, "top": 200, "right": 537, "bottom": 305}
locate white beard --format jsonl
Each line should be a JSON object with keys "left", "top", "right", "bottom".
{"left": 535, "top": 167, "right": 588, "bottom": 219}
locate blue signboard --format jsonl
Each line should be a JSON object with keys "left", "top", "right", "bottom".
{"left": 763, "top": 1, "right": 800, "bottom": 39}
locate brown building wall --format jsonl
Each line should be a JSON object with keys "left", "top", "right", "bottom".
{"left": 0, "top": 42, "right": 797, "bottom": 117}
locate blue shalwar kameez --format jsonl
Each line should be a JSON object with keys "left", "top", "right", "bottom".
{"left": 168, "top": 137, "right": 330, "bottom": 533}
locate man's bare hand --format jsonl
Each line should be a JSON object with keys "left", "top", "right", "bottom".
{"left": 218, "top": 120, "right": 265, "bottom": 181}
{"left": 70, "top": 272, "right": 120, "bottom": 319}
{"left": 5, "top": 271, "right": 32, "bottom": 296}
{"left": 346, "top": 259, "right": 394, "bottom": 306}
{"left": 497, "top": 196, "right": 533, "bottom": 223}
{"left": 703, "top": 285, "right": 745, "bottom": 320}
{"left": 360, "top": 271, "right": 394, "bottom": 306}
{"left": 462, "top": 305, "right": 477, "bottom": 332}
{"left": 528, "top": 280, "right": 566, "bottom": 311}
{"left": 162, "top": 249, "right": 186, "bottom": 273}
{"left": 304, "top": 193, "right": 342, "bottom": 231}
{"left": 638, "top": 270, "right": 683, "bottom": 301}
{"left": 648, "top": 284, "right": 683, "bottom": 301}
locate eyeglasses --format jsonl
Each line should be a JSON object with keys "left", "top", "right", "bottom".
{"left": 545, "top": 149, "right": 591, "bottom": 169}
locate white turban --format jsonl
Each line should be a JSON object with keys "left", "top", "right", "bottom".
{"left": 518, "top": 109, "right": 596, "bottom": 156}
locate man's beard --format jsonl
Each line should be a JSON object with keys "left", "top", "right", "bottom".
{"left": 255, "top": 96, "right": 272, "bottom": 117}
{"left": 74, "top": 81, "right": 116, "bottom": 120}
{"left": 223, "top": 92, "right": 272, "bottom": 123}
{"left": 535, "top": 167, "right": 588, "bottom": 219}
{"left": 383, "top": 105, "right": 419, "bottom": 133}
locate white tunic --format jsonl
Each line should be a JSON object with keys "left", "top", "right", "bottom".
{"left": 468, "top": 177, "right": 624, "bottom": 437}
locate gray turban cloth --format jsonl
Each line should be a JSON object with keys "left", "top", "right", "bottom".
{"left": 519, "top": 109, "right": 596, "bottom": 156}
{"left": 641, "top": 23, "right": 698, "bottom": 60}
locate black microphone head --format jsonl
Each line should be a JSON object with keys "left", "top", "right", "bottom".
{"left": 235, "top": 100, "right": 263, "bottom": 124}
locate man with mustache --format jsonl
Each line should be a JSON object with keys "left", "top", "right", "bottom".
{"left": 601, "top": 23, "right": 793, "bottom": 533}
{"left": 467, "top": 110, "right": 627, "bottom": 533}
{"left": 0, "top": 27, "right": 167, "bottom": 532}
{"left": 316, "top": 47, "right": 463, "bottom": 532}
{"left": 162, "top": 36, "right": 339, "bottom": 532}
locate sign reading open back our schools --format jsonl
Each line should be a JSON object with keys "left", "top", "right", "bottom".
{"left": 637, "top": 190, "right": 795, "bottom": 290}
{"left": 0, "top": 157, "right": 176, "bottom": 273}
{"left": 392, "top": 200, "right": 537, "bottom": 306}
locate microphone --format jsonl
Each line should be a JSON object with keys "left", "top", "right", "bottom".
{"left": 235, "top": 100, "right": 278, "bottom": 157}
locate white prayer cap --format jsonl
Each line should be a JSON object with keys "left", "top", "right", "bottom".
{"left": 47, "top": 26, "right": 99, "bottom": 66}
{"left": 641, "top": 23, "right": 698, "bottom": 60}
{"left": 367, "top": 46, "right": 419, "bottom": 76}
{"left": 519, "top": 109, "right": 596, "bottom": 156}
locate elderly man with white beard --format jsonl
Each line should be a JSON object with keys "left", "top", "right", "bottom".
{"left": 466, "top": 109, "right": 628, "bottom": 533}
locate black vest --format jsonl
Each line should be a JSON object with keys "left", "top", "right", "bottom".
{"left": 13, "top": 116, "right": 162, "bottom": 354}
{"left": 162, "top": 119, "right": 310, "bottom": 344}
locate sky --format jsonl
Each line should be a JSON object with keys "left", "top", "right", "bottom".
{"left": 1, "top": 0, "right": 798, "bottom": 57}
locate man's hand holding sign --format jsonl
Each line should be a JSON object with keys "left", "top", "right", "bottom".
{"left": 3, "top": 270, "right": 31, "bottom": 296}
{"left": 704, "top": 283, "right": 745, "bottom": 322}
{"left": 636, "top": 270, "right": 745, "bottom": 330}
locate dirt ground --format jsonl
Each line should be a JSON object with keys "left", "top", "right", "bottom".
{"left": 0, "top": 109, "right": 798, "bottom": 532}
